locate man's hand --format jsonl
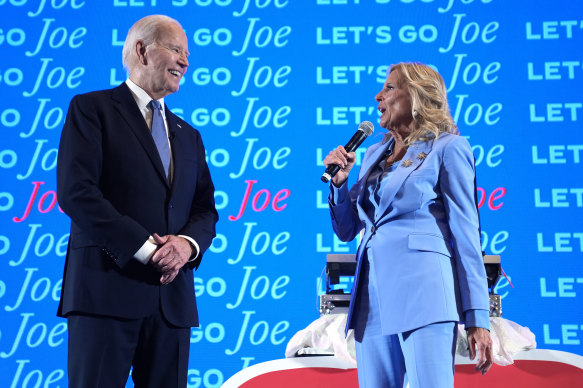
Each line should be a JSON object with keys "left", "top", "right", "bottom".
{"left": 150, "top": 233, "right": 193, "bottom": 285}
{"left": 467, "top": 327, "right": 494, "bottom": 375}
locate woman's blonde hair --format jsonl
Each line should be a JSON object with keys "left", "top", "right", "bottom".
{"left": 390, "top": 62, "right": 457, "bottom": 144}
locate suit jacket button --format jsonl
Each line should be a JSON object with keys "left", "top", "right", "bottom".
{"left": 370, "top": 226, "right": 375, "bottom": 233}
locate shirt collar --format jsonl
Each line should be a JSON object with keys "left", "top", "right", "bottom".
{"left": 125, "top": 79, "right": 165, "bottom": 114}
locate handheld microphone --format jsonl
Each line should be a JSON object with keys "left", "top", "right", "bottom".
{"left": 321, "top": 121, "right": 374, "bottom": 183}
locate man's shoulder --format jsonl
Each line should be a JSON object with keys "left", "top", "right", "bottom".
{"left": 70, "top": 84, "right": 126, "bottom": 105}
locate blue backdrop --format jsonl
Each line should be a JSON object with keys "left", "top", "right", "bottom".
{"left": 1, "top": 0, "right": 582, "bottom": 386}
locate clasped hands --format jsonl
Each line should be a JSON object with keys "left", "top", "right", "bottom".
{"left": 149, "top": 233, "right": 192, "bottom": 285}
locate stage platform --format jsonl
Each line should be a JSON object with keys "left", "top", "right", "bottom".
{"left": 222, "top": 349, "right": 583, "bottom": 387}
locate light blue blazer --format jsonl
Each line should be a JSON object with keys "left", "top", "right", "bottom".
{"left": 329, "top": 132, "right": 490, "bottom": 335}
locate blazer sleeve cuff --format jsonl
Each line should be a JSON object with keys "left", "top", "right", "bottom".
{"left": 465, "top": 309, "right": 490, "bottom": 330}
{"left": 329, "top": 181, "right": 349, "bottom": 206}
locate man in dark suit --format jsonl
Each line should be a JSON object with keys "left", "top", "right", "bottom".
{"left": 56, "top": 15, "right": 218, "bottom": 387}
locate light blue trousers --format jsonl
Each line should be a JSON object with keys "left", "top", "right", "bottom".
{"left": 353, "top": 255, "right": 457, "bottom": 388}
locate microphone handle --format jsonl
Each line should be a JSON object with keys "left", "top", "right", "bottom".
{"left": 343, "top": 130, "right": 368, "bottom": 153}
{"left": 321, "top": 131, "right": 368, "bottom": 183}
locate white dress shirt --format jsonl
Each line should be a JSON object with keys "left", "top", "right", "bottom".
{"left": 125, "top": 79, "right": 200, "bottom": 264}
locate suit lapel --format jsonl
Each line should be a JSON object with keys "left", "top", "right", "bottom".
{"left": 166, "top": 110, "right": 184, "bottom": 192}
{"left": 376, "top": 139, "right": 434, "bottom": 216}
{"left": 111, "top": 84, "right": 169, "bottom": 187}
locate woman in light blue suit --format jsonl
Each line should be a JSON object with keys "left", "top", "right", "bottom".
{"left": 324, "top": 62, "right": 493, "bottom": 387}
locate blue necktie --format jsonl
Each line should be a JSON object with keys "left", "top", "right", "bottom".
{"left": 150, "top": 100, "right": 170, "bottom": 179}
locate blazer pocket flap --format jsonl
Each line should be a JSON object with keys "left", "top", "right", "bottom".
{"left": 408, "top": 233, "right": 451, "bottom": 257}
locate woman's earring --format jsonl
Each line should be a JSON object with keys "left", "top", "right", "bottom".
{"left": 413, "top": 110, "right": 418, "bottom": 118}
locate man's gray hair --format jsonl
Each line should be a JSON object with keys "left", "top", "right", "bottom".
{"left": 122, "top": 15, "right": 182, "bottom": 75}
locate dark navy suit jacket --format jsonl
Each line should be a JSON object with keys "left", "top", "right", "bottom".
{"left": 57, "top": 83, "right": 218, "bottom": 328}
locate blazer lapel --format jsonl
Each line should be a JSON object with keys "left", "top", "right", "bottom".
{"left": 354, "top": 139, "right": 392, "bottom": 225}
{"left": 111, "top": 84, "right": 169, "bottom": 187}
{"left": 359, "top": 139, "right": 393, "bottom": 186}
{"left": 377, "top": 139, "right": 434, "bottom": 215}
{"left": 166, "top": 110, "right": 184, "bottom": 192}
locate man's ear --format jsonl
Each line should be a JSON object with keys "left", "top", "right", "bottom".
{"left": 136, "top": 40, "right": 148, "bottom": 65}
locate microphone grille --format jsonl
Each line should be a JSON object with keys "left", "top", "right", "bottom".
{"left": 358, "top": 121, "right": 374, "bottom": 136}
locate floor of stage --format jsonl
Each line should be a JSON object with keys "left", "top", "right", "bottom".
{"left": 222, "top": 349, "right": 583, "bottom": 387}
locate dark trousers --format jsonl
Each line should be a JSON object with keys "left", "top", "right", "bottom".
{"left": 67, "top": 308, "right": 190, "bottom": 388}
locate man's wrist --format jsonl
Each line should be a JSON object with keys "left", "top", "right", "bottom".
{"left": 184, "top": 238, "right": 195, "bottom": 259}
{"left": 179, "top": 235, "right": 200, "bottom": 262}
